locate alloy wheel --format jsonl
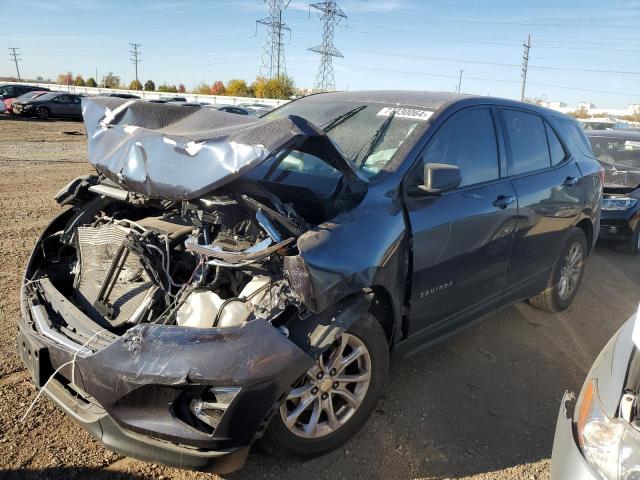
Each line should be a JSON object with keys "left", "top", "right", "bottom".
{"left": 37, "top": 107, "right": 49, "bottom": 120}
{"left": 557, "top": 241, "right": 584, "bottom": 300}
{"left": 280, "top": 333, "right": 372, "bottom": 439}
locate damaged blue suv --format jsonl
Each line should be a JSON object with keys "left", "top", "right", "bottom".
{"left": 17, "top": 91, "right": 602, "bottom": 473}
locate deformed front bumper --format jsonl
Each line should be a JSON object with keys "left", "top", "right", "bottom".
{"left": 17, "top": 285, "right": 314, "bottom": 474}
{"left": 550, "top": 393, "right": 599, "bottom": 480}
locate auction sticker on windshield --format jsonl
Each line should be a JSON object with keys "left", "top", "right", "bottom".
{"left": 377, "top": 107, "right": 434, "bottom": 120}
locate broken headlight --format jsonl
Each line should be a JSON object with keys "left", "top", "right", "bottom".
{"left": 190, "top": 386, "right": 240, "bottom": 430}
{"left": 576, "top": 380, "right": 640, "bottom": 479}
{"left": 602, "top": 198, "right": 638, "bottom": 211}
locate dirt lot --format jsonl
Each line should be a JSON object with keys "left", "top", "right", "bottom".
{"left": 0, "top": 115, "right": 638, "bottom": 480}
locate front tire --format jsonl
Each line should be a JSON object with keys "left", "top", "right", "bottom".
{"left": 529, "top": 227, "right": 587, "bottom": 313}
{"left": 264, "top": 313, "right": 389, "bottom": 458}
{"left": 36, "top": 106, "right": 50, "bottom": 120}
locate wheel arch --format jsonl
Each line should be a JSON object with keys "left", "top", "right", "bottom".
{"left": 575, "top": 217, "right": 594, "bottom": 254}
{"left": 368, "top": 285, "right": 397, "bottom": 346}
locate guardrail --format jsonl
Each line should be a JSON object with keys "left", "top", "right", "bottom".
{"left": 20, "top": 82, "right": 290, "bottom": 108}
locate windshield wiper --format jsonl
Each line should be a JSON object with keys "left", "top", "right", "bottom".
{"left": 354, "top": 109, "right": 396, "bottom": 167}
{"left": 319, "top": 105, "right": 367, "bottom": 132}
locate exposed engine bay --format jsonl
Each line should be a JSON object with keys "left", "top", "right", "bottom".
{"left": 33, "top": 178, "right": 314, "bottom": 339}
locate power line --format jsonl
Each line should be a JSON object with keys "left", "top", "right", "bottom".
{"left": 8, "top": 47, "right": 22, "bottom": 81}
{"left": 521, "top": 35, "right": 531, "bottom": 101}
{"left": 129, "top": 42, "right": 141, "bottom": 83}
{"left": 334, "top": 62, "right": 640, "bottom": 98}
{"left": 309, "top": 1, "right": 347, "bottom": 92}
{"left": 345, "top": 49, "right": 640, "bottom": 76}
{"left": 257, "top": 0, "right": 291, "bottom": 79}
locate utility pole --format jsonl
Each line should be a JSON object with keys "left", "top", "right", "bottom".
{"left": 9, "top": 47, "right": 22, "bottom": 81}
{"left": 129, "top": 43, "right": 141, "bottom": 84}
{"left": 520, "top": 34, "right": 531, "bottom": 102}
{"left": 309, "top": 1, "right": 347, "bottom": 92}
{"left": 457, "top": 69, "right": 464, "bottom": 93}
{"left": 257, "top": 0, "right": 291, "bottom": 79}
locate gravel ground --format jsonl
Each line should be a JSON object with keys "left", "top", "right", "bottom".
{"left": 0, "top": 115, "right": 638, "bottom": 480}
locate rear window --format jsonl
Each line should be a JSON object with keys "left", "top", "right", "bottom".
{"left": 557, "top": 117, "right": 595, "bottom": 158}
{"left": 502, "top": 109, "right": 551, "bottom": 175}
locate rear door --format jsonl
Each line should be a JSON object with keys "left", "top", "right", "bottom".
{"left": 405, "top": 106, "right": 518, "bottom": 335}
{"left": 499, "top": 108, "right": 582, "bottom": 295}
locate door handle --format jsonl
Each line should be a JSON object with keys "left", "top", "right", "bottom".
{"left": 563, "top": 176, "right": 578, "bottom": 187}
{"left": 493, "top": 195, "right": 515, "bottom": 209}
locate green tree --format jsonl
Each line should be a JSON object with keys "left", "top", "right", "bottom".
{"left": 73, "top": 74, "right": 86, "bottom": 87}
{"left": 144, "top": 79, "right": 155, "bottom": 91}
{"left": 225, "top": 79, "right": 251, "bottom": 97}
{"left": 157, "top": 84, "right": 178, "bottom": 93}
{"left": 102, "top": 72, "right": 121, "bottom": 89}
{"left": 250, "top": 77, "right": 268, "bottom": 99}
{"left": 568, "top": 106, "right": 589, "bottom": 119}
{"left": 193, "top": 82, "right": 212, "bottom": 95}
{"left": 211, "top": 80, "right": 226, "bottom": 95}
{"left": 86, "top": 77, "right": 98, "bottom": 87}
{"left": 129, "top": 79, "right": 143, "bottom": 90}
{"left": 263, "top": 75, "right": 294, "bottom": 100}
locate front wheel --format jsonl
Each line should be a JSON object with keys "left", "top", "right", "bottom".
{"left": 264, "top": 313, "right": 389, "bottom": 457}
{"left": 529, "top": 227, "right": 588, "bottom": 313}
{"left": 35, "top": 106, "right": 50, "bottom": 120}
{"left": 622, "top": 223, "right": 640, "bottom": 255}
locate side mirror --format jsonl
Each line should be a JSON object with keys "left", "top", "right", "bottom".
{"left": 419, "top": 163, "right": 461, "bottom": 194}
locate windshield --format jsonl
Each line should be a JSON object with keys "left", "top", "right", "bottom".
{"left": 30, "top": 92, "right": 58, "bottom": 101}
{"left": 18, "top": 91, "right": 46, "bottom": 100}
{"left": 589, "top": 136, "right": 640, "bottom": 169}
{"left": 264, "top": 99, "right": 430, "bottom": 177}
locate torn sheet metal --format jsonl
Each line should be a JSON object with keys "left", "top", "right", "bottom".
{"left": 82, "top": 97, "right": 367, "bottom": 201}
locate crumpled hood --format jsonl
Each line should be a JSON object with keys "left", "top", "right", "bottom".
{"left": 600, "top": 160, "right": 640, "bottom": 192}
{"left": 82, "top": 97, "right": 367, "bottom": 200}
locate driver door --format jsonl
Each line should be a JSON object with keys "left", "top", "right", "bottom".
{"left": 405, "top": 106, "right": 518, "bottom": 335}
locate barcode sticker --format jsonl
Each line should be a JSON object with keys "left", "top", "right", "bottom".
{"left": 377, "top": 107, "right": 433, "bottom": 121}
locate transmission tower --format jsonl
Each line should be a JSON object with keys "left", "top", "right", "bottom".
{"left": 8, "top": 47, "right": 22, "bottom": 81}
{"left": 520, "top": 35, "right": 531, "bottom": 101}
{"left": 257, "top": 0, "right": 291, "bottom": 79}
{"left": 130, "top": 43, "right": 142, "bottom": 83}
{"left": 309, "top": 1, "right": 346, "bottom": 92}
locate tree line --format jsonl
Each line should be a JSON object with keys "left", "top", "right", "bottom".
{"left": 55, "top": 72, "right": 296, "bottom": 100}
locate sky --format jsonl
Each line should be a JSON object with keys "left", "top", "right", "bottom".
{"left": 1, "top": 0, "right": 639, "bottom": 108}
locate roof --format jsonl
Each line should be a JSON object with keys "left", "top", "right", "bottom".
{"left": 296, "top": 90, "right": 565, "bottom": 118}
{"left": 585, "top": 129, "right": 640, "bottom": 140}
{"left": 298, "top": 90, "right": 473, "bottom": 110}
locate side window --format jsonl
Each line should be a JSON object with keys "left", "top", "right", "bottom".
{"left": 502, "top": 109, "right": 551, "bottom": 175}
{"left": 545, "top": 123, "right": 566, "bottom": 166}
{"left": 421, "top": 108, "right": 499, "bottom": 187}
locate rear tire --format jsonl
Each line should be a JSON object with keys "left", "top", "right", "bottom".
{"left": 263, "top": 313, "right": 389, "bottom": 458}
{"left": 529, "top": 228, "right": 588, "bottom": 313}
{"left": 622, "top": 224, "right": 640, "bottom": 255}
{"left": 36, "top": 107, "right": 50, "bottom": 120}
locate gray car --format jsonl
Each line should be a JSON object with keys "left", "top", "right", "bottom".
{"left": 551, "top": 311, "right": 640, "bottom": 479}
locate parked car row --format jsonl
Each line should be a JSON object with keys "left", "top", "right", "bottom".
{"left": 1, "top": 84, "right": 275, "bottom": 120}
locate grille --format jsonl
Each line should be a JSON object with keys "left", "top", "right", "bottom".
{"left": 75, "top": 224, "right": 154, "bottom": 327}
